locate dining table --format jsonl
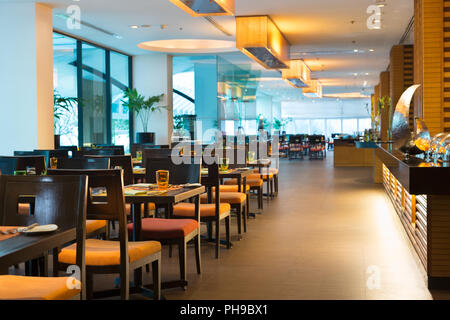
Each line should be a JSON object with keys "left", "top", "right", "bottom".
{"left": 0, "top": 226, "right": 77, "bottom": 276}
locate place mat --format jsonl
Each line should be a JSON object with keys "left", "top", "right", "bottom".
{"left": 0, "top": 227, "right": 21, "bottom": 242}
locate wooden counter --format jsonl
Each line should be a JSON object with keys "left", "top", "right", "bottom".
{"left": 334, "top": 140, "right": 374, "bottom": 167}
{"left": 375, "top": 146, "right": 450, "bottom": 289}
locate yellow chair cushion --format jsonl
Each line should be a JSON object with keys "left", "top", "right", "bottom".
{"left": 86, "top": 220, "right": 107, "bottom": 234}
{"left": 224, "top": 178, "right": 263, "bottom": 188}
{"left": 59, "top": 239, "right": 161, "bottom": 266}
{"left": 253, "top": 168, "right": 278, "bottom": 175}
{"left": 213, "top": 185, "right": 250, "bottom": 193}
{"left": 125, "top": 203, "right": 155, "bottom": 216}
{"left": 173, "top": 202, "right": 231, "bottom": 218}
{"left": 200, "top": 192, "right": 246, "bottom": 204}
{"left": 0, "top": 275, "right": 81, "bottom": 300}
{"left": 248, "top": 173, "right": 273, "bottom": 180}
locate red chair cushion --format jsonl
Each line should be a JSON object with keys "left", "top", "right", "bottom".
{"left": 128, "top": 218, "right": 198, "bottom": 240}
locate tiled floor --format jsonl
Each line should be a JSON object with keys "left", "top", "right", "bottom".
{"left": 63, "top": 152, "right": 450, "bottom": 299}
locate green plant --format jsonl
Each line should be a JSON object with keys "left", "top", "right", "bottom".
{"left": 122, "top": 88, "right": 166, "bottom": 133}
{"left": 378, "top": 96, "right": 393, "bottom": 139}
{"left": 54, "top": 90, "right": 81, "bottom": 135}
{"left": 272, "top": 117, "right": 293, "bottom": 131}
{"left": 257, "top": 114, "right": 270, "bottom": 130}
{"left": 173, "top": 115, "right": 184, "bottom": 130}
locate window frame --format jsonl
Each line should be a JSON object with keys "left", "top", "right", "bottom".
{"left": 53, "top": 30, "right": 134, "bottom": 147}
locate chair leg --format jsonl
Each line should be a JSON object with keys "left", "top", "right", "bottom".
{"left": 225, "top": 217, "right": 231, "bottom": 249}
{"left": 152, "top": 259, "right": 161, "bottom": 300}
{"left": 236, "top": 206, "right": 242, "bottom": 236}
{"left": 87, "top": 272, "right": 94, "bottom": 300}
{"left": 178, "top": 241, "right": 187, "bottom": 289}
{"left": 243, "top": 203, "right": 247, "bottom": 233}
{"left": 169, "top": 245, "right": 173, "bottom": 258}
{"left": 259, "top": 186, "right": 264, "bottom": 210}
{"left": 215, "top": 219, "right": 220, "bottom": 259}
{"left": 265, "top": 178, "right": 270, "bottom": 203}
{"left": 145, "top": 264, "right": 150, "bottom": 273}
{"left": 194, "top": 233, "right": 202, "bottom": 274}
{"left": 274, "top": 175, "right": 279, "bottom": 196}
{"left": 270, "top": 178, "right": 274, "bottom": 199}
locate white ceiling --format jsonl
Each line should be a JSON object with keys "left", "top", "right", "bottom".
{"left": 33, "top": 0, "right": 414, "bottom": 97}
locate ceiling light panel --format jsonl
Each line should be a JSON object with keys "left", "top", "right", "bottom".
{"left": 169, "top": 0, "right": 235, "bottom": 16}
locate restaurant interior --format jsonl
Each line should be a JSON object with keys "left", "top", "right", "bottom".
{"left": 1, "top": 0, "right": 450, "bottom": 302}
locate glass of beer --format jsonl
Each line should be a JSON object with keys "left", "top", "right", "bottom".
{"left": 136, "top": 151, "right": 143, "bottom": 162}
{"left": 220, "top": 158, "right": 229, "bottom": 172}
{"left": 156, "top": 170, "right": 169, "bottom": 190}
{"left": 50, "top": 157, "right": 58, "bottom": 169}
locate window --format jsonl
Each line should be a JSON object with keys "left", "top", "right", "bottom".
{"left": 326, "top": 119, "right": 342, "bottom": 138}
{"left": 52, "top": 32, "right": 132, "bottom": 151}
{"left": 310, "top": 119, "right": 325, "bottom": 135}
{"left": 358, "top": 118, "right": 372, "bottom": 132}
{"left": 343, "top": 119, "right": 358, "bottom": 135}
{"left": 53, "top": 33, "right": 78, "bottom": 146}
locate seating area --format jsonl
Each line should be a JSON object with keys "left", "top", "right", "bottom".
{"left": 0, "top": 141, "right": 280, "bottom": 300}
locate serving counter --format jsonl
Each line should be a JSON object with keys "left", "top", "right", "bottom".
{"left": 333, "top": 139, "right": 374, "bottom": 167}
{"left": 375, "top": 146, "right": 450, "bottom": 289}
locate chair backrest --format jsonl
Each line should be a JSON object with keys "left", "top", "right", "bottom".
{"left": 143, "top": 148, "right": 173, "bottom": 169}
{"left": 0, "top": 157, "right": 17, "bottom": 175}
{"left": 47, "top": 169, "right": 128, "bottom": 274}
{"left": 0, "top": 175, "right": 87, "bottom": 298}
{"left": 57, "top": 157, "right": 110, "bottom": 170}
{"left": 35, "top": 149, "right": 70, "bottom": 162}
{"left": 15, "top": 156, "right": 47, "bottom": 175}
{"left": 145, "top": 157, "right": 201, "bottom": 185}
{"left": 85, "top": 155, "right": 133, "bottom": 186}
{"left": 73, "top": 148, "right": 116, "bottom": 158}
{"left": 91, "top": 145, "right": 125, "bottom": 156}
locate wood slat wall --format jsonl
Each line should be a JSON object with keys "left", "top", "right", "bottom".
{"left": 415, "top": 0, "right": 444, "bottom": 136}
{"left": 383, "top": 164, "right": 428, "bottom": 270}
{"left": 443, "top": 0, "right": 450, "bottom": 132}
{"left": 390, "top": 45, "right": 415, "bottom": 130}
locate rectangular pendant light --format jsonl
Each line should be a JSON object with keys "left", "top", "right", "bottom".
{"left": 282, "top": 60, "right": 311, "bottom": 88}
{"left": 236, "top": 15, "right": 290, "bottom": 69}
{"left": 303, "top": 80, "right": 323, "bottom": 98}
{"left": 169, "top": 0, "right": 235, "bottom": 16}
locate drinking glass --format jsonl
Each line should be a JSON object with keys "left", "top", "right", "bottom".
{"left": 220, "top": 158, "right": 229, "bottom": 172}
{"left": 50, "top": 157, "right": 58, "bottom": 169}
{"left": 156, "top": 170, "right": 169, "bottom": 190}
{"left": 14, "top": 170, "right": 26, "bottom": 176}
{"left": 136, "top": 151, "right": 143, "bottom": 162}
{"left": 248, "top": 151, "right": 256, "bottom": 163}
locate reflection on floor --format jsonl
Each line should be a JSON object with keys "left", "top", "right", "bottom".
{"left": 18, "top": 152, "right": 450, "bottom": 299}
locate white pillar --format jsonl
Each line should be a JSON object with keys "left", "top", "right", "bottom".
{"left": 0, "top": 2, "right": 54, "bottom": 155}
{"left": 133, "top": 53, "right": 173, "bottom": 145}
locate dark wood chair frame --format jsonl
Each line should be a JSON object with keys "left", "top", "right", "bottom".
{"left": 48, "top": 169, "right": 161, "bottom": 300}
{"left": 0, "top": 175, "right": 88, "bottom": 300}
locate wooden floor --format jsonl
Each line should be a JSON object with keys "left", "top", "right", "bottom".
{"left": 65, "top": 152, "right": 450, "bottom": 299}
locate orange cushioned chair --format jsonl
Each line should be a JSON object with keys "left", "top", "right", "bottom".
{"left": 253, "top": 167, "right": 279, "bottom": 197}
{"left": 225, "top": 178, "right": 264, "bottom": 210}
{"left": 48, "top": 169, "right": 162, "bottom": 300}
{"left": 0, "top": 174, "right": 88, "bottom": 300}
{"left": 173, "top": 162, "right": 231, "bottom": 259}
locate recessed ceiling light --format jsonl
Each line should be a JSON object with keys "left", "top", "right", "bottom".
{"left": 130, "top": 25, "right": 139, "bottom": 29}
{"left": 354, "top": 49, "right": 359, "bottom": 53}
{"left": 369, "top": 49, "right": 375, "bottom": 52}
{"left": 365, "top": 73, "right": 369, "bottom": 75}
{"left": 141, "top": 25, "right": 151, "bottom": 28}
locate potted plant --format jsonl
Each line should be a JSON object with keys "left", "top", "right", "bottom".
{"left": 378, "top": 96, "right": 393, "bottom": 141}
{"left": 272, "top": 117, "right": 292, "bottom": 135}
{"left": 54, "top": 90, "right": 81, "bottom": 148}
{"left": 122, "top": 88, "right": 166, "bottom": 144}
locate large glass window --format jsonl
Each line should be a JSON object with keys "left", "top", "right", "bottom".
{"left": 326, "top": 119, "right": 342, "bottom": 137}
{"left": 52, "top": 32, "right": 132, "bottom": 150}
{"left": 53, "top": 33, "right": 78, "bottom": 146}
{"left": 343, "top": 119, "right": 358, "bottom": 135}
{"left": 110, "top": 52, "right": 130, "bottom": 152}
{"left": 81, "top": 43, "right": 107, "bottom": 146}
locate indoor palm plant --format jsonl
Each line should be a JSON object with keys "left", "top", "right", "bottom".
{"left": 54, "top": 90, "right": 81, "bottom": 148}
{"left": 122, "top": 88, "right": 166, "bottom": 144}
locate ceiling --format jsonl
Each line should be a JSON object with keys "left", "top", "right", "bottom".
{"left": 34, "top": 0, "right": 414, "bottom": 98}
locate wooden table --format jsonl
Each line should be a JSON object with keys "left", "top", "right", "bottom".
{"left": 0, "top": 228, "right": 76, "bottom": 275}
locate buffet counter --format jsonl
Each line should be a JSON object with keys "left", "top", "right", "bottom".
{"left": 375, "top": 145, "right": 450, "bottom": 289}
{"left": 333, "top": 139, "right": 374, "bottom": 167}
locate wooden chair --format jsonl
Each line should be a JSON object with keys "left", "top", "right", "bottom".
{"left": 143, "top": 148, "right": 173, "bottom": 171}
{"left": 173, "top": 160, "right": 231, "bottom": 259}
{"left": 133, "top": 157, "right": 202, "bottom": 289}
{"left": 0, "top": 156, "right": 17, "bottom": 175}
{"left": 91, "top": 145, "right": 125, "bottom": 156}
{"left": 0, "top": 175, "right": 87, "bottom": 300}
{"left": 50, "top": 159, "right": 112, "bottom": 238}
{"left": 48, "top": 169, "right": 161, "bottom": 300}
{"left": 57, "top": 157, "right": 110, "bottom": 170}
{"left": 73, "top": 148, "right": 116, "bottom": 158}
{"left": 15, "top": 156, "right": 47, "bottom": 175}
